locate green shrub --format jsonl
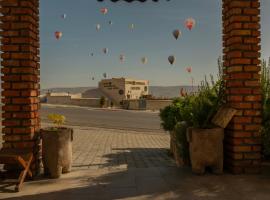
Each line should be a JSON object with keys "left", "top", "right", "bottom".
{"left": 160, "top": 58, "right": 225, "bottom": 130}
{"left": 160, "top": 58, "right": 225, "bottom": 163}
{"left": 160, "top": 96, "right": 194, "bottom": 131}
{"left": 160, "top": 98, "right": 183, "bottom": 131}
{"left": 99, "top": 96, "right": 106, "bottom": 107}
{"left": 190, "top": 58, "right": 225, "bottom": 128}
{"left": 190, "top": 75, "right": 225, "bottom": 128}
{"left": 174, "top": 122, "right": 190, "bottom": 164}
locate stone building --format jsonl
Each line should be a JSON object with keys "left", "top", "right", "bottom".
{"left": 98, "top": 78, "right": 149, "bottom": 105}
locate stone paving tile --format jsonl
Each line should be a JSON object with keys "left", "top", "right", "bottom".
{"left": 2, "top": 126, "right": 270, "bottom": 199}
{"left": 71, "top": 127, "right": 175, "bottom": 170}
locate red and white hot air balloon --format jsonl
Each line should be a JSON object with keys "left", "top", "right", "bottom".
{"left": 55, "top": 31, "right": 62, "bottom": 40}
{"left": 185, "top": 18, "right": 196, "bottom": 31}
{"left": 186, "top": 66, "right": 192, "bottom": 73}
{"left": 100, "top": 8, "right": 108, "bottom": 15}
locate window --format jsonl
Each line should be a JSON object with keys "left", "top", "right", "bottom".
{"left": 119, "top": 89, "right": 124, "bottom": 95}
{"left": 144, "top": 86, "right": 148, "bottom": 92}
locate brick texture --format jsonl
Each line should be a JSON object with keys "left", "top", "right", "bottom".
{"left": 223, "top": 0, "right": 262, "bottom": 174}
{"left": 0, "top": 0, "right": 41, "bottom": 175}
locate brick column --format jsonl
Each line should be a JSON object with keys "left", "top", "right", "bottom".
{"left": 0, "top": 0, "right": 41, "bottom": 175}
{"left": 223, "top": 0, "right": 262, "bottom": 173}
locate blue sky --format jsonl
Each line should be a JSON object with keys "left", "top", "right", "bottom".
{"left": 40, "top": 0, "right": 270, "bottom": 88}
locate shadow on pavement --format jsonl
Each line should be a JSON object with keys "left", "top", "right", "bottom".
{"left": 1, "top": 149, "right": 270, "bottom": 200}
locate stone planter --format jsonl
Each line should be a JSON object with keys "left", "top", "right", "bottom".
{"left": 41, "top": 127, "right": 73, "bottom": 178}
{"left": 187, "top": 127, "right": 224, "bottom": 174}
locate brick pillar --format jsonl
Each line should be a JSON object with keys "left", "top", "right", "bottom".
{"left": 223, "top": 0, "right": 262, "bottom": 174}
{"left": 0, "top": 0, "right": 41, "bottom": 175}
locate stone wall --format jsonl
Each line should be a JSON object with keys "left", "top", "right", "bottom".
{"left": 124, "top": 99, "right": 172, "bottom": 111}
{"left": 145, "top": 100, "right": 172, "bottom": 111}
{"left": 46, "top": 95, "right": 104, "bottom": 108}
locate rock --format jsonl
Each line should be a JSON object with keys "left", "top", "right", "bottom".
{"left": 187, "top": 127, "right": 224, "bottom": 175}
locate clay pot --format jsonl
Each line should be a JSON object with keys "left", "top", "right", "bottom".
{"left": 187, "top": 127, "right": 224, "bottom": 175}
{"left": 41, "top": 127, "right": 73, "bottom": 178}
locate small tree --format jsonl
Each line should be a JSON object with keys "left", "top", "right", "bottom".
{"left": 100, "top": 96, "right": 105, "bottom": 108}
{"left": 47, "top": 114, "right": 66, "bottom": 127}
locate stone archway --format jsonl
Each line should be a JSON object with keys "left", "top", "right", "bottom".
{"left": 0, "top": 0, "right": 262, "bottom": 174}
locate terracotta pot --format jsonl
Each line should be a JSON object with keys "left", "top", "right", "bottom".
{"left": 187, "top": 127, "right": 224, "bottom": 174}
{"left": 41, "top": 127, "right": 73, "bottom": 178}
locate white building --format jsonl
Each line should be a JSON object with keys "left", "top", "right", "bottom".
{"left": 98, "top": 78, "right": 149, "bottom": 105}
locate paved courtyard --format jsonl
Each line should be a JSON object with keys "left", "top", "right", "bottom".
{"left": 71, "top": 126, "right": 174, "bottom": 170}
{"left": 1, "top": 125, "right": 270, "bottom": 200}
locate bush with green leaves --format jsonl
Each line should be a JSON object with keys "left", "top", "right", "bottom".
{"left": 160, "top": 58, "right": 225, "bottom": 162}
{"left": 190, "top": 75, "right": 225, "bottom": 128}
{"left": 261, "top": 59, "right": 270, "bottom": 158}
{"left": 160, "top": 58, "right": 225, "bottom": 130}
{"left": 160, "top": 96, "right": 194, "bottom": 131}
{"left": 99, "top": 96, "right": 106, "bottom": 107}
{"left": 174, "top": 121, "right": 190, "bottom": 164}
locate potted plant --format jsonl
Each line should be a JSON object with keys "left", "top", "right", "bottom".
{"left": 160, "top": 97, "right": 193, "bottom": 166}
{"left": 41, "top": 114, "right": 73, "bottom": 178}
{"left": 187, "top": 75, "right": 226, "bottom": 174}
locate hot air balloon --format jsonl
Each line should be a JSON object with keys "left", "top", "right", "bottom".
{"left": 55, "top": 31, "right": 62, "bottom": 40}
{"left": 61, "top": 14, "right": 67, "bottom": 19}
{"left": 168, "top": 55, "right": 175, "bottom": 65}
{"left": 120, "top": 54, "right": 125, "bottom": 63}
{"left": 129, "top": 24, "right": 135, "bottom": 30}
{"left": 173, "top": 29, "right": 181, "bottom": 40}
{"left": 186, "top": 66, "right": 192, "bottom": 73}
{"left": 103, "top": 48, "right": 109, "bottom": 54}
{"left": 96, "top": 24, "right": 101, "bottom": 31}
{"left": 103, "top": 73, "right": 107, "bottom": 78}
{"left": 141, "top": 57, "right": 148, "bottom": 64}
{"left": 185, "top": 18, "right": 196, "bottom": 30}
{"left": 100, "top": 8, "right": 108, "bottom": 15}
{"left": 109, "top": 21, "right": 113, "bottom": 25}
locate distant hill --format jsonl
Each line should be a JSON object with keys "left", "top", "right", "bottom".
{"left": 42, "top": 86, "right": 198, "bottom": 99}
{"left": 150, "top": 86, "right": 198, "bottom": 98}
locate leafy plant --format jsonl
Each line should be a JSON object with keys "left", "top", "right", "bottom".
{"left": 159, "top": 58, "right": 225, "bottom": 163}
{"left": 261, "top": 59, "right": 270, "bottom": 157}
{"left": 174, "top": 121, "right": 190, "bottom": 164}
{"left": 160, "top": 96, "right": 195, "bottom": 131}
{"left": 48, "top": 114, "right": 66, "bottom": 127}
{"left": 160, "top": 58, "right": 225, "bottom": 130}
{"left": 190, "top": 58, "right": 225, "bottom": 128}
